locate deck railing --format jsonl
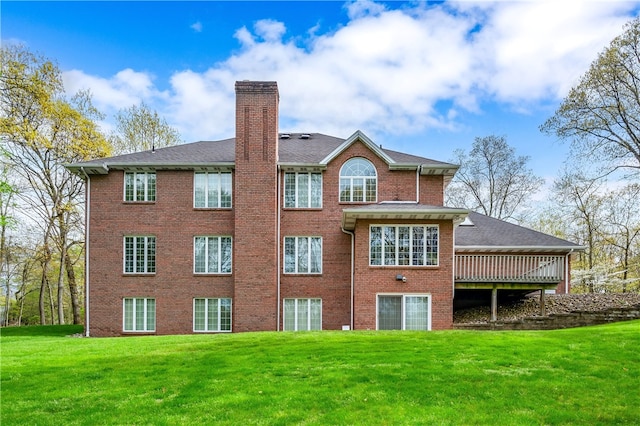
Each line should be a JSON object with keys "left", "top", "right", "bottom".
{"left": 455, "top": 254, "right": 565, "bottom": 283}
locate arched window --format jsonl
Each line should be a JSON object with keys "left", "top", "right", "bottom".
{"left": 339, "top": 158, "right": 377, "bottom": 202}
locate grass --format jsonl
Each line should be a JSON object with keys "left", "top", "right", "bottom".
{"left": 1, "top": 322, "right": 639, "bottom": 425}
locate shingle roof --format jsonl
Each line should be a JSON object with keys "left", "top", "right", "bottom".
{"left": 67, "top": 133, "right": 456, "bottom": 174}
{"left": 455, "top": 212, "right": 584, "bottom": 252}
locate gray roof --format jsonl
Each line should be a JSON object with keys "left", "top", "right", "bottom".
{"left": 67, "top": 133, "right": 456, "bottom": 174}
{"left": 455, "top": 212, "right": 584, "bottom": 252}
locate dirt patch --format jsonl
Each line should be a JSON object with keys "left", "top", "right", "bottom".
{"left": 454, "top": 293, "right": 640, "bottom": 324}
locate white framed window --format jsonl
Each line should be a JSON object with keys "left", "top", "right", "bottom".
{"left": 284, "top": 172, "right": 322, "bottom": 208}
{"left": 339, "top": 158, "right": 377, "bottom": 202}
{"left": 124, "top": 172, "right": 156, "bottom": 202}
{"left": 193, "top": 298, "right": 232, "bottom": 332}
{"left": 124, "top": 236, "right": 156, "bottom": 274}
{"left": 194, "top": 172, "right": 232, "bottom": 208}
{"left": 283, "top": 298, "right": 322, "bottom": 331}
{"left": 284, "top": 237, "right": 322, "bottom": 274}
{"left": 194, "top": 236, "right": 232, "bottom": 274}
{"left": 123, "top": 298, "right": 156, "bottom": 332}
{"left": 370, "top": 225, "right": 439, "bottom": 266}
{"left": 377, "top": 294, "right": 431, "bottom": 330}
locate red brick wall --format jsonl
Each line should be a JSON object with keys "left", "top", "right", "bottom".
{"left": 233, "top": 81, "right": 279, "bottom": 332}
{"left": 88, "top": 170, "right": 234, "bottom": 337}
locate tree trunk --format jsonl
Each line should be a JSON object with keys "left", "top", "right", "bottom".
{"left": 65, "top": 250, "right": 81, "bottom": 324}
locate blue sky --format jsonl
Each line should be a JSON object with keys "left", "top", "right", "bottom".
{"left": 3, "top": 0, "right": 640, "bottom": 182}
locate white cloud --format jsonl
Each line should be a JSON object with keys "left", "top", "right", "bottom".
{"left": 190, "top": 21, "right": 203, "bottom": 33}
{"left": 59, "top": 1, "right": 639, "bottom": 143}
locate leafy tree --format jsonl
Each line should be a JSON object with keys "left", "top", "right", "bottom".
{"left": 110, "top": 102, "right": 182, "bottom": 154}
{"left": 0, "top": 45, "right": 110, "bottom": 324}
{"left": 541, "top": 17, "right": 640, "bottom": 176}
{"left": 446, "top": 135, "right": 544, "bottom": 221}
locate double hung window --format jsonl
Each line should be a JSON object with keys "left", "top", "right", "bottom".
{"left": 284, "top": 172, "right": 322, "bottom": 208}
{"left": 339, "top": 158, "right": 377, "bottom": 202}
{"left": 124, "top": 172, "right": 156, "bottom": 202}
{"left": 123, "top": 298, "right": 156, "bottom": 332}
{"left": 124, "top": 236, "right": 156, "bottom": 273}
{"left": 194, "top": 172, "right": 232, "bottom": 208}
{"left": 194, "top": 236, "right": 232, "bottom": 274}
{"left": 283, "top": 298, "right": 322, "bottom": 331}
{"left": 193, "top": 298, "right": 232, "bottom": 332}
{"left": 370, "top": 225, "right": 438, "bottom": 266}
{"left": 284, "top": 237, "right": 322, "bottom": 274}
{"left": 378, "top": 295, "right": 430, "bottom": 330}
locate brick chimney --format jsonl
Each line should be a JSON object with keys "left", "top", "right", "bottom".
{"left": 233, "top": 81, "right": 279, "bottom": 332}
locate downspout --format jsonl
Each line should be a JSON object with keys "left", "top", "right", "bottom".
{"left": 341, "top": 227, "right": 355, "bottom": 330}
{"left": 277, "top": 166, "right": 281, "bottom": 331}
{"left": 80, "top": 167, "right": 90, "bottom": 337}
{"left": 416, "top": 165, "right": 421, "bottom": 203}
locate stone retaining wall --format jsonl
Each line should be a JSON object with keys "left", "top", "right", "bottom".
{"left": 454, "top": 304, "right": 640, "bottom": 330}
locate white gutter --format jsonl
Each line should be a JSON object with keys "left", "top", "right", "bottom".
{"left": 80, "top": 167, "right": 90, "bottom": 337}
{"left": 341, "top": 227, "right": 355, "bottom": 331}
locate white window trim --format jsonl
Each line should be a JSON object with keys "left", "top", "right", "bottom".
{"left": 376, "top": 294, "right": 431, "bottom": 331}
{"left": 123, "top": 236, "right": 156, "bottom": 274}
{"left": 124, "top": 171, "right": 156, "bottom": 202}
{"left": 339, "top": 158, "right": 378, "bottom": 203}
{"left": 284, "top": 172, "right": 323, "bottom": 208}
{"left": 193, "top": 236, "right": 233, "bottom": 275}
{"left": 123, "top": 297, "right": 156, "bottom": 332}
{"left": 193, "top": 298, "right": 232, "bottom": 332}
{"left": 193, "top": 171, "right": 232, "bottom": 209}
{"left": 369, "top": 224, "right": 439, "bottom": 267}
{"left": 283, "top": 236, "right": 322, "bottom": 274}
{"left": 283, "top": 298, "right": 322, "bottom": 331}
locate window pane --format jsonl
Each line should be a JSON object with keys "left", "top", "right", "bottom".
{"left": 352, "top": 178, "right": 364, "bottom": 202}
{"left": 221, "top": 237, "right": 232, "bottom": 273}
{"left": 208, "top": 298, "right": 219, "bottom": 331}
{"left": 398, "top": 227, "right": 410, "bottom": 266}
{"left": 412, "top": 227, "right": 425, "bottom": 266}
{"left": 297, "top": 174, "right": 309, "bottom": 207}
{"left": 124, "top": 173, "right": 134, "bottom": 201}
{"left": 310, "top": 299, "right": 322, "bottom": 330}
{"left": 147, "top": 173, "right": 156, "bottom": 201}
{"left": 135, "top": 298, "right": 145, "bottom": 330}
{"left": 284, "top": 238, "right": 295, "bottom": 273}
{"left": 124, "top": 298, "right": 133, "bottom": 331}
{"left": 378, "top": 296, "right": 402, "bottom": 330}
{"left": 425, "top": 226, "right": 438, "bottom": 265}
{"left": 146, "top": 299, "right": 156, "bottom": 331}
{"left": 297, "top": 237, "right": 308, "bottom": 273}
{"left": 194, "top": 237, "right": 206, "bottom": 273}
{"left": 135, "top": 173, "right": 146, "bottom": 201}
{"left": 147, "top": 238, "right": 156, "bottom": 273}
{"left": 194, "top": 299, "right": 205, "bottom": 331}
{"left": 405, "top": 296, "right": 428, "bottom": 330}
{"left": 284, "top": 173, "right": 296, "bottom": 207}
{"left": 220, "top": 299, "right": 232, "bottom": 331}
{"left": 384, "top": 227, "right": 396, "bottom": 265}
{"left": 220, "top": 173, "right": 232, "bottom": 208}
{"left": 339, "top": 178, "right": 351, "bottom": 202}
{"left": 370, "top": 226, "right": 382, "bottom": 265}
{"left": 310, "top": 237, "right": 322, "bottom": 273}
{"left": 284, "top": 299, "right": 296, "bottom": 331}
{"left": 310, "top": 173, "right": 322, "bottom": 208}
{"left": 194, "top": 173, "right": 206, "bottom": 207}
{"left": 208, "top": 237, "right": 219, "bottom": 273}
{"left": 365, "top": 178, "right": 376, "bottom": 202}
{"left": 124, "top": 237, "right": 134, "bottom": 272}
{"left": 207, "top": 173, "right": 219, "bottom": 208}
{"left": 297, "top": 299, "right": 309, "bottom": 331}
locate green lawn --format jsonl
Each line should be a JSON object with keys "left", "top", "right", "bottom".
{"left": 1, "top": 322, "right": 639, "bottom": 425}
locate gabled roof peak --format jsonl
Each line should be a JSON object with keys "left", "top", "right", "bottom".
{"left": 320, "top": 130, "right": 394, "bottom": 166}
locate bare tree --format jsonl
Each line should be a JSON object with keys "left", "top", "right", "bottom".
{"left": 446, "top": 135, "right": 544, "bottom": 221}
{"left": 110, "top": 102, "right": 182, "bottom": 154}
{"left": 541, "top": 17, "right": 640, "bottom": 176}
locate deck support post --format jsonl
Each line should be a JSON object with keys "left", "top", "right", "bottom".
{"left": 539, "top": 289, "right": 546, "bottom": 316}
{"left": 491, "top": 286, "right": 498, "bottom": 322}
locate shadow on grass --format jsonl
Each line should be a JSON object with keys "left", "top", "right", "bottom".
{"left": 0, "top": 324, "right": 84, "bottom": 337}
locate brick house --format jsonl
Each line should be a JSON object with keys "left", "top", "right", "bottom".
{"left": 67, "top": 81, "right": 583, "bottom": 337}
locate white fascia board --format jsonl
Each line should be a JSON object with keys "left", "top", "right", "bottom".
{"left": 455, "top": 245, "right": 587, "bottom": 253}
{"left": 320, "top": 130, "right": 394, "bottom": 165}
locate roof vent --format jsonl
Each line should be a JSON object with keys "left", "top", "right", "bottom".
{"left": 299, "top": 134, "right": 311, "bottom": 139}
{"left": 280, "top": 133, "right": 291, "bottom": 139}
